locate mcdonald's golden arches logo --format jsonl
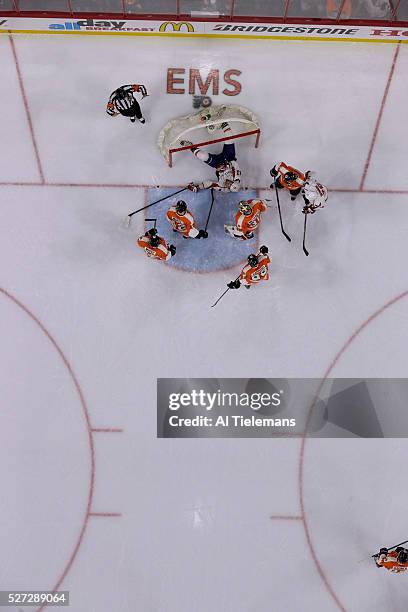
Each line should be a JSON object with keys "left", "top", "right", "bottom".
{"left": 159, "top": 21, "right": 195, "bottom": 33}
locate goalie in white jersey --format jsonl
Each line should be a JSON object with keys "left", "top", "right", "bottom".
{"left": 301, "top": 173, "right": 328, "bottom": 214}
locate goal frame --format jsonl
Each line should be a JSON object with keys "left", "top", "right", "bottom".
{"left": 167, "top": 128, "right": 261, "bottom": 167}
{"left": 158, "top": 104, "right": 261, "bottom": 167}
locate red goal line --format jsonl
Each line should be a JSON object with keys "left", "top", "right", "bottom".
{"left": 168, "top": 128, "right": 261, "bottom": 167}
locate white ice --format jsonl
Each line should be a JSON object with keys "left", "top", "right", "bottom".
{"left": 0, "top": 32, "right": 408, "bottom": 612}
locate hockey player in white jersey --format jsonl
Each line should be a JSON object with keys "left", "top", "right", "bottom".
{"left": 180, "top": 140, "right": 242, "bottom": 193}
{"left": 302, "top": 173, "right": 328, "bottom": 214}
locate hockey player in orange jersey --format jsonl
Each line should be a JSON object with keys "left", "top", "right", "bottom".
{"left": 270, "top": 162, "right": 306, "bottom": 201}
{"left": 137, "top": 228, "right": 176, "bottom": 261}
{"left": 166, "top": 200, "right": 208, "bottom": 239}
{"left": 227, "top": 246, "right": 270, "bottom": 290}
{"left": 224, "top": 199, "right": 268, "bottom": 241}
{"left": 375, "top": 547, "right": 408, "bottom": 573}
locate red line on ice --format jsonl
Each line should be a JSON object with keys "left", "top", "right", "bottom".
{"left": 299, "top": 288, "right": 408, "bottom": 612}
{"left": 359, "top": 43, "right": 401, "bottom": 192}
{"left": 0, "top": 287, "right": 95, "bottom": 612}
{"left": 8, "top": 34, "right": 45, "bottom": 185}
{"left": 331, "top": 188, "right": 408, "bottom": 195}
{"left": 89, "top": 512, "right": 122, "bottom": 518}
{"left": 270, "top": 515, "right": 303, "bottom": 520}
{"left": 91, "top": 428, "right": 123, "bottom": 433}
{"left": 0, "top": 182, "right": 408, "bottom": 195}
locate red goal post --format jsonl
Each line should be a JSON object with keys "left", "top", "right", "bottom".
{"left": 157, "top": 104, "right": 261, "bottom": 167}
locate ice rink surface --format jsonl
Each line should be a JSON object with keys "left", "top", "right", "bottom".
{"left": 1, "top": 31, "right": 408, "bottom": 611}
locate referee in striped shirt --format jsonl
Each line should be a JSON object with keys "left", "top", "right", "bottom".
{"left": 106, "top": 84, "right": 148, "bottom": 124}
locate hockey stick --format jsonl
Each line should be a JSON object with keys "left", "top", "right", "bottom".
{"left": 273, "top": 183, "right": 291, "bottom": 242}
{"left": 302, "top": 212, "right": 309, "bottom": 256}
{"left": 371, "top": 539, "right": 408, "bottom": 558}
{"left": 204, "top": 189, "right": 215, "bottom": 234}
{"left": 125, "top": 187, "right": 189, "bottom": 227}
{"left": 211, "top": 275, "right": 240, "bottom": 308}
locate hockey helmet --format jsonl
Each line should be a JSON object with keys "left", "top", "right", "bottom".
{"left": 147, "top": 227, "right": 159, "bottom": 247}
{"left": 239, "top": 201, "right": 252, "bottom": 216}
{"left": 116, "top": 87, "right": 127, "bottom": 100}
{"left": 200, "top": 110, "right": 212, "bottom": 122}
{"left": 284, "top": 171, "right": 297, "bottom": 183}
{"left": 176, "top": 200, "right": 187, "bottom": 215}
{"left": 398, "top": 549, "right": 408, "bottom": 564}
{"left": 216, "top": 159, "right": 230, "bottom": 172}
{"left": 247, "top": 254, "right": 258, "bottom": 268}
{"left": 149, "top": 233, "right": 160, "bottom": 248}
{"left": 305, "top": 170, "right": 317, "bottom": 181}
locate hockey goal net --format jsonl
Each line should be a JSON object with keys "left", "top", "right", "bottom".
{"left": 158, "top": 104, "right": 261, "bottom": 167}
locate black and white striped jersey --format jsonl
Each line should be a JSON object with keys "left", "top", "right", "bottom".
{"left": 106, "top": 84, "right": 147, "bottom": 116}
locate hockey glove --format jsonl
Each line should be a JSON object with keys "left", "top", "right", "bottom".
{"left": 270, "top": 167, "right": 278, "bottom": 178}
{"left": 188, "top": 183, "right": 199, "bottom": 193}
{"left": 227, "top": 279, "right": 241, "bottom": 290}
{"left": 259, "top": 245, "right": 268, "bottom": 255}
{"left": 302, "top": 205, "right": 316, "bottom": 215}
{"left": 169, "top": 245, "right": 176, "bottom": 256}
{"left": 197, "top": 229, "right": 208, "bottom": 239}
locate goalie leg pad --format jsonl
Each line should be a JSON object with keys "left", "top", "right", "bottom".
{"left": 224, "top": 225, "right": 246, "bottom": 240}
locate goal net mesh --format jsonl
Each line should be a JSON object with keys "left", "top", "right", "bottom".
{"left": 158, "top": 104, "right": 260, "bottom": 166}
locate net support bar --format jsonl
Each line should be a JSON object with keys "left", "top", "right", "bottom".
{"left": 168, "top": 128, "right": 261, "bottom": 167}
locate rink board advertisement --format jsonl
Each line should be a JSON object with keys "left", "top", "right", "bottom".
{"left": 1, "top": 17, "right": 408, "bottom": 42}
{"left": 157, "top": 378, "right": 408, "bottom": 438}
